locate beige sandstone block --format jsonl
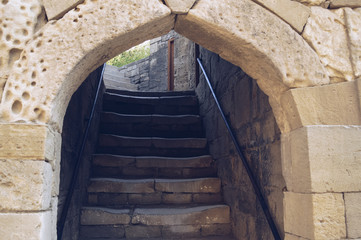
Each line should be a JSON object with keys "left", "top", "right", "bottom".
{"left": 344, "top": 192, "right": 361, "bottom": 238}
{"left": 293, "top": 0, "right": 326, "bottom": 6}
{"left": 0, "top": 159, "right": 52, "bottom": 211}
{"left": 0, "top": 123, "right": 58, "bottom": 161}
{"left": 43, "top": 0, "right": 84, "bottom": 20}
{"left": 303, "top": 7, "right": 354, "bottom": 82}
{"left": 330, "top": 0, "right": 361, "bottom": 8}
{"left": 344, "top": 8, "right": 361, "bottom": 78}
{"left": 252, "top": 0, "right": 311, "bottom": 33}
{"left": 0, "top": 211, "right": 52, "bottom": 240}
{"left": 282, "top": 126, "right": 361, "bottom": 193}
{"left": 284, "top": 192, "right": 346, "bottom": 239}
{"left": 281, "top": 81, "right": 361, "bottom": 131}
{"left": 164, "top": 0, "right": 196, "bottom": 14}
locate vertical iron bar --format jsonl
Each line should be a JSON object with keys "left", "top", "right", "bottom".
{"left": 167, "top": 38, "right": 175, "bottom": 91}
{"left": 197, "top": 58, "right": 281, "bottom": 240}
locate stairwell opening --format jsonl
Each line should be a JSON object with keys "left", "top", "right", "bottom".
{"left": 58, "top": 28, "right": 286, "bottom": 240}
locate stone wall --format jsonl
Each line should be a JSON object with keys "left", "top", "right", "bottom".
{"left": 58, "top": 66, "right": 104, "bottom": 239}
{"left": 196, "top": 48, "right": 285, "bottom": 240}
{"left": 109, "top": 30, "right": 196, "bottom": 92}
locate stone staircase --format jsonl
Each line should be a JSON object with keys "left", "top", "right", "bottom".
{"left": 79, "top": 89, "right": 233, "bottom": 239}
{"left": 103, "top": 64, "right": 138, "bottom": 91}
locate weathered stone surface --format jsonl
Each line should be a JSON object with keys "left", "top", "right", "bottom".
{"left": 0, "top": 160, "right": 52, "bottom": 211}
{"left": 136, "top": 155, "right": 213, "bottom": 168}
{"left": 155, "top": 178, "right": 220, "bottom": 193}
{"left": 330, "top": 0, "right": 361, "bottom": 8}
{"left": 164, "top": 0, "right": 196, "bottom": 14}
{"left": 162, "top": 225, "right": 201, "bottom": 238}
{"left": 282, "top": 126, "right": 361, "bottom": 193}
{"left": 80, "top": 225, "right": 125, "bottom": 238}
{"left": 281, "top": 81, "right": 361, "bottom": 131}
{"left": 0, "top": 211, "right": 52, "bottom": 240}
{"left": 128, "top": 193, "right": 162, "bottom": 204}
{"left": 0, "top": 0, "right": 46, "bottom": 100}
{"left": 253, "top": 0, "right": 311, "bottom": 33}
{"left": 81, "top": 207, "right": 131, "bottom": 225}
{"left": 284, "top": 192, "right": 346, "bottom": 239}
{"left": 303, "top": 7, "right": 354, "bottom": 82}
{"left": 0, "top": 124, "right": 58, "bottom": 160}
{"left": 175, "top": 0, "right": 329, "bottom": 133}
{"left": 0, "top": 0, "right": 174, "bottom": 130}
{"left": 162, "top": 193, "right": 192, "bottom": 204}
{"left": 132, "top": 205, "right": 230, "bottom": 225}
{"left": 201, "top": 223, "right": 231, "bottom": 236}
{"left": 284, "top": 233, "right": 309, "bottom": 239}
{"left": 43, "top": 0, "right": 84, "bottom": 20}
{"left": 88, "top": 178, "right": 155, "bottom": 193}
{"left": 344, "top": 192, "right": 361, "bottom": 238}
{"left": 125, "top": 225, "right": 161, "bottom": 238}
{"left": 344, "top": 8, "right": 361, "bottom": 78}
{"left": 93, "top": 154, "right": 135, "bottom": 167}
{"left": 292, "top": 0, "right": 326, "bottom": 6}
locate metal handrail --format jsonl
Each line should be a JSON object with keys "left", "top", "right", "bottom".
{"left": 57, "top": 63, "right": 106, "bottom": 240}
{"left": 197, "top": 58, "right": 281, "bottom": 240}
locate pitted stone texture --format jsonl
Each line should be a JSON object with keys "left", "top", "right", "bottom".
{"left": 0, "top": 0, "right": 46, "bottom": 99}
{"left": 252, "top": 0, "right": 311, "bottom": 33}
{"left": 0, "top": 159, "right": 52, "bottom": 211}
{"left": 164, "top": 0, "right": 196, "bottom": 14}
{"left": 344, "top": 192, "right": 361, "bottom": 238}
{"left": 344, "top": 8, "right": 361, "bottom": 78}
{"left": 43, "top": 0, "right": 84, "bottom": 20}
{"left": 0, "top": 211, "right": 52, "bottom": 240}
{"left": 282, "top": 126, "right": 361, "bottom": 193}
{"left": 284, "top": 192, "right": 346, "bottom": 239}
{"left": 0, "top": 0, "right": 173, "bottom": 130}
{"left": 81, "top": 207, "right": 131, "bottom": 225}
{"left": 176, "top": 0, "right": 328, "bottom": 133}
{"left": 303, "top": 7, "right": 354, "bottom": 82}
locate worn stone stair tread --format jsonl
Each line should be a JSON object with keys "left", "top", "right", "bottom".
{"left": 131, "top": 204, "right": 230, "bottom": 225}
{"left": 106, "top": 88, "right": 195, "bottom": 97}
{"left": 104, "top": 92, "right": 198, "bottom": 106}
{"left": 88, "top": 177, "right": 221, "bottom": 193}
{"left": 101, "top": 112, "right": 201, "bottom": 124}
{"left": 81, "top": 205, "right": 230, "bottom": 226}
{"left": 99, "top": 134, "right": 208, "bottom": 149}
{"left": 81, "top": 237, "right": 234, "bottom": 240}
{"left": 93, "top": 154, "right": 213, "bottom": 168}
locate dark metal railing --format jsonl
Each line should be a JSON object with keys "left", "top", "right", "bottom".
{"left": 197, "top": 58, "right": 281, "bottom": 240}
{"left": 57, "top": 63, "right": 106, "bottom": 240}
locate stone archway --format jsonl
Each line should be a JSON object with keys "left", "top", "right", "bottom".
{"left": 1, "top": 0, "right": 360, "bottom": 239}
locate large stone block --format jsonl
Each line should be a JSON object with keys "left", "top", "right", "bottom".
{"left": 0, "top": 159, "right": 52, "bottom": 211}
{"left": 0, "top": 211, "right": 52, "bottom": 240}
{"left": 0, "top": 123, "right": 59, "bottom": 161}
{"left": 344, "top": 192, "right": 361, "bottom": 238}
{"left": 292, "top": 0, "right": 326, "bottom": 6}
{"left": 344, "top": 8, "right": 361, "bottom": 78}
{"left": 284, "top": 192, "right": 346, "bottom": 239}
{"left": 163, "top": 0, "right": 196, "bottom": 14}
{"left": 252, "top": 0, "right": 311, "bottom": 33}
{"left": 282, "top": 126, "right": 361, "bottom": 193}
{"left": 303, "top": 7, "right": 354, "bottom": 82}
{"left": 330, "top": 0, "right": 361, "bottom": 8}
{"left": 43, "top": 0, "right": 84, "bottom": 20}
{"left": 281, "top": 81, "right": 361, "bottom": 131}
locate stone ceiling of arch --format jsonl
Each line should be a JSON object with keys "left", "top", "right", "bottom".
{"left": 1, "top": 0, "right": 360, "bottom": 133}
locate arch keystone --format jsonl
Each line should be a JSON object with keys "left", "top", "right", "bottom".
{"left": 164, "top": 0, "right": 197, "bottom": 14}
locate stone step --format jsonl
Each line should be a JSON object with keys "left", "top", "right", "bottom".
{"left": 92, "top": 154, "right": 216, "bottom": 179}
{"left": 106, "top": 88, "right": 195, "bottom": 97}
{"left": 97, "top": 135, "right": 208, "bottom": 157}
{"left": 100, "top": 112, "right": 203, "bottom": 138}
{"left": 80, "top": 236, "right": 235, "bottom": 240}
{"left": 103, "top": 93, "right": 199, "bottom": 115}
{"left": 104, "top": 92, "right": 198, "bottom": 106}
{"left": 80, "top": 205, "right": 231, "bottom": 239}
{"left": 104, "top": 79, "right": 138, "bottom": 91}
{"left": 87, "top": 178, "right": 221, "bottom": 194}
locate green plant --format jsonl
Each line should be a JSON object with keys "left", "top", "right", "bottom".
{"left": 107, "top": 41, "right": 150, "bottom": 67}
